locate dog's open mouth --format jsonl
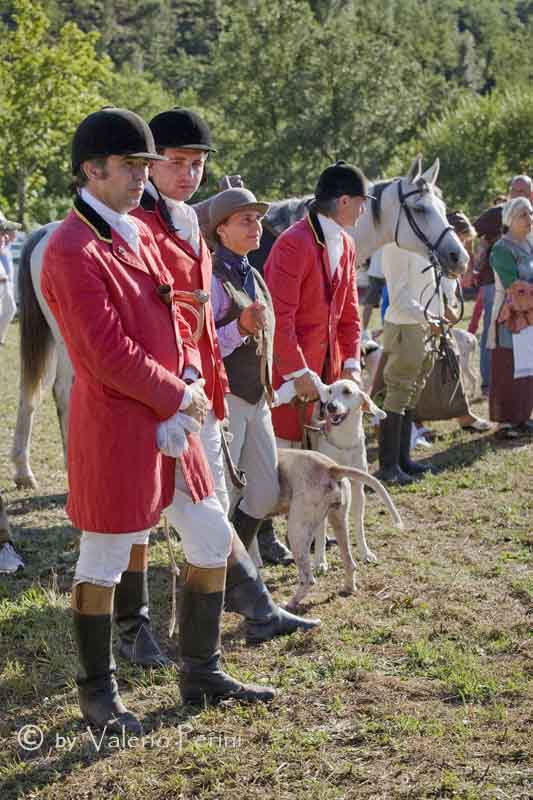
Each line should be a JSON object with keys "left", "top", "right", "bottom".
{"left": 326, "top": 410, "right": 349, "bottom": 427}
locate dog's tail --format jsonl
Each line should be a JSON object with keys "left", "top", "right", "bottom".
{"left": 329, "top": 466, "right": 404, "bottom": 530}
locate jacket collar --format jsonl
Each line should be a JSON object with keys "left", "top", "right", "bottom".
{"left": 307, "top": 207, "right": 349, "bottom": 289}
{"left": 140, "top": 184, "right": 176, "bottom": 233}
{"left": 73, "top": 195, "right": 152, "bottom": 275}
{"left": 73, "top": 195, "right": 113, "bottom": 243}
{"left": 139, "top": 188, "right": 157, "bottom": 213}
{"left": 142, "top": 183, "right": 206, "bottom": 265}
{"left": 307, "top": 208, "right": 326, "bottom": 248}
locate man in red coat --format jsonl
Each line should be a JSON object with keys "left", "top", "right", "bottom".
{"left": 42, "top": 108, "right": 275, "bottom": 735}
{"left": 132, "top": 108, "right": 316, "bottom": 645}
{"left": 264, "top": 161, "right": 369, "bottom": 444}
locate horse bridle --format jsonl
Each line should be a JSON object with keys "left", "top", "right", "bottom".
{"left": 394, "top": 179, "right": 465, "bottom": 381}
{"left": 394, "top": 179, "right": 454, "bottom": 263}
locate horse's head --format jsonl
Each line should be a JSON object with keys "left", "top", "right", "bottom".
{"left": 353, "top": 156, "right": 469, "bottom": 275}
{"left": 393, "top": 156, "right": 468, "bottom": 276}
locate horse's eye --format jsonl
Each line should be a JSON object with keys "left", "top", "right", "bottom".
{"left": 342, "top": 387, "right": 352, "bottom": 396}
{"left": 412, "top": 206, "right": 426, "bottom": 214}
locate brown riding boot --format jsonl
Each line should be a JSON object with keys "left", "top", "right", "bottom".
{"left": 179, "top": 563, "right": 276, "bottom": 705}
{"left": 72, "top": 582, "right": 142, "bottom": 735}
{"left": 115, "top": 544, "right": 174, "bottom": 668}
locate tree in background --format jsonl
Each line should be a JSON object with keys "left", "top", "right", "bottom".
{"left": 387, "top": 86, "right": 533, "bottom": 216}
{"left": 0, "top": 0, "right": 111, "bottom": 225}
{"left": 184, "top": 0, "right": 466, "bottom": 195}
{"left": 0, "top": 0, "right": 532, "bottom": 221}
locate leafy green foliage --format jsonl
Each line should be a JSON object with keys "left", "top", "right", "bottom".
{"left": 0, "top": 0, "right": 112, "bottom": 224}
{"left": 387, "top": 86, "right": 533, "bottom": 216}
{"left": 0, "top": 0, "right": 532, "bottom": 221}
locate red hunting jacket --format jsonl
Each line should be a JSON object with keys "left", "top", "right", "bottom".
{"left": 132, "top": 189, "right": 229, "bottom": 420}
{"left": 264, "top": 211, "right": 361, "bottom": 441}
{"left": 41, "top": 196, "right": 213, "bottom": 534}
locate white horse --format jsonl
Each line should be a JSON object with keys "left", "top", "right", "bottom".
{"left": 11, "top": 156, "right": 468, "bottom": 488}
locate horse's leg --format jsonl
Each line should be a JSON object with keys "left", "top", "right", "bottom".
{"left": 11, "top": 348, "right": 57, "bottom": 489}
{"left": 12, "top": 381, "right": 40, "bottom": 490}
{"left": 11, "top": 224, "right": 61, "bottom": 490}
{"left": 52, "top": 344, "right": 73, "bottom": 464}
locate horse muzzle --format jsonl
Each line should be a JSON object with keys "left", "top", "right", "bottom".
{"left": 437, "top": 243, "right": 469, "bottom": 277}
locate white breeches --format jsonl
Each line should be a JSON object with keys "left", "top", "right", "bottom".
{"left": 74, "top": 529, "right": 151, "bottom": 588}
{"left": 200, "top": 409, "right": 230, "bottom": 515}
{"left": 74, "top": 420, "right": 234, "bottom": 584}
{"left": 164, "top": 461, "right": 233, "bottom": 570}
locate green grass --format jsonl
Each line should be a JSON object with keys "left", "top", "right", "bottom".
{"left": 1, "top": 315, "right": 533, "bottom": 800}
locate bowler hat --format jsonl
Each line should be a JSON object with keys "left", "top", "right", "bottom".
{"left": 150, "top": 108, "right": 216, "bottom": 153}
{"left": 208, "top": 188, "right": 269, "bottom": 241}
{"left": 0, "top": 210, "right": 21, "bottom": 231}
{"left": 315, "top": 160, "right": 374, "bottom": 201}
{"left": 71, "top": 107, "right": 166, "bottom": 174}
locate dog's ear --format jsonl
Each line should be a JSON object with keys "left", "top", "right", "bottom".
{"left": 361, "top": 392, "right": 387, "bottom": 419}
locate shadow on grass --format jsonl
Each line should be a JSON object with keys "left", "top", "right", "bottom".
{"left": 0, "top": 587, "right": 204, "bottom": 800}
{"left": 6, "top": 493, "right": 68, "bottom": 517}
{"left": 367, "top": 427, "right": 532, "bottom": 473}
{"left": 422, "top": 431, "right": 531, "bottom": 472}
{"left": 0, "top": 523, "right": 78, "bottom": 600}
{"left": 1, "top": 698, "right": 207, "bottom": 800}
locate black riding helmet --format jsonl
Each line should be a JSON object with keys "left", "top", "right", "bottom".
{"left": 149, "top": 108, "right": 216, "bottom": 152}
{"left": 71, "top": 107, "right": 166, "bottom": 174}
{"left": 315, "top": 160, "right": 373, "bottom": 201}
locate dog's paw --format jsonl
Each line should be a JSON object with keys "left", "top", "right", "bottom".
{"left": 314, "top": 560, "right": 328, "bottom": 575}
{"left": 360, "top": 549, "right": 378, "bottom": 564}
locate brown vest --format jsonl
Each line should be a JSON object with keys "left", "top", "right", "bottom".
{"left": 213, "top": 257, "right": 274, "bottom": 404}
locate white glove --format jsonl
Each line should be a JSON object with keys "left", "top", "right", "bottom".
{"left": 157, "top": 411, "right": 201, "bottom": 458}
{"left": 272, "top": 371, "right": 330, "bottom": 407}
{"left": 181, "top": 377, "right": 209, "bottom": 425}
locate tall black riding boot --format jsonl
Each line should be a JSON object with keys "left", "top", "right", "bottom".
{"left": 231, "top": 501, "right": 261, "bottom": 550}
{"left": 115, "top": 544, "right": 174, "bottom": 668}
{"left": 179, "top": 563, "right": 276, "bottom": 705}
{"left": 257, "top": 519, "right": 294, "bottom": 566}
{"left": 72, "top": 582, "right": 142, "bottom": 735}
{"left": 376, "top": 411, "right": 413, "bottom": 485}
{"left": 399, "top": 409, "right": 431, "bottom": 476}
{"left": 225, "top": 535, "right": 320, "bottom": 645}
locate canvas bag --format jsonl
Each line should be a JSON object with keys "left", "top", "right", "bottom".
{"left": 415, "top": 346, "right": 468, "bottom": 421}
